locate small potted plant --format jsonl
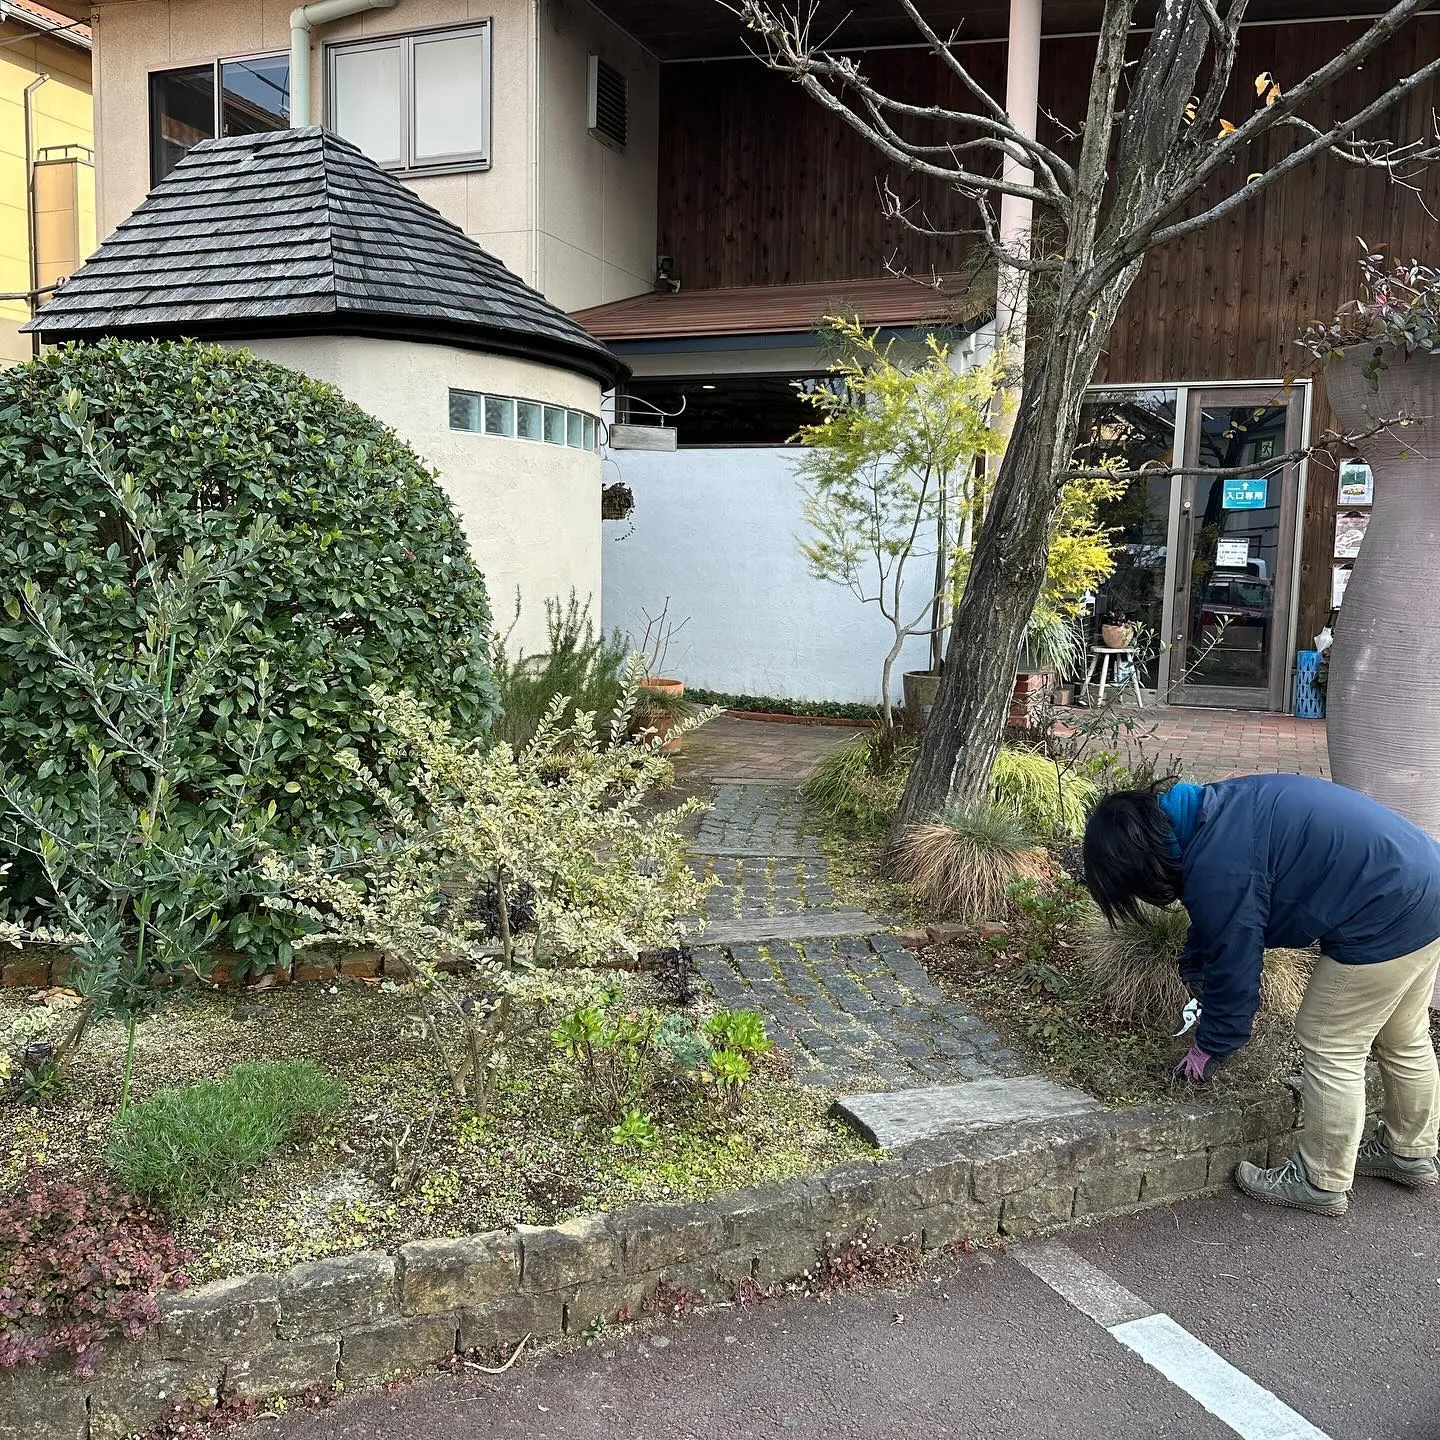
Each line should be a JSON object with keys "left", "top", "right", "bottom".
{"left": 634, "top": 599, "right": 690, "bottom": 753}
{"left": 1100, "top": 610, "right": 1135, "bottom": 650}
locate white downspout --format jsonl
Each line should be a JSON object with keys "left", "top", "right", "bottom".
{"left": 289, "top": 0, "right": 397, "bottom": 128}
{"left": 996, "top": 0, "right": 1042, "bottom": 360}
{"left": 529, "top": 0, "right": 541, "bottom": 290}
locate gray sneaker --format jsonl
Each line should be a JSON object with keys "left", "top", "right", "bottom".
{"left": 1356, "top": 1123, "right": 1440, "bottom": 1189}
{"left": 1235, "top": 1154, "right": 1350, "bottom": 1216}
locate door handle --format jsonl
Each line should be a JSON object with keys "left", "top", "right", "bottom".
{"left": 1175, "top": 500, "right": 1193, "bottom": 594}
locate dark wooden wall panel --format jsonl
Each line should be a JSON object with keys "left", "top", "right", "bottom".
{"left": 657, "top": 19, "right": 1440, "bottom": 653}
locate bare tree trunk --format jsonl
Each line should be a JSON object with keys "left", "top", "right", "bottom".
{"left": 881, "top": 633, "right": 904, "bottom": 729}
{"left": 893, "top": 279, "right": 1138, "bottom": 830}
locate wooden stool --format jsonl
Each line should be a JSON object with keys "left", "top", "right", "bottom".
{"left": 1083, "top": 647, "right": 1144, "bottom": 707}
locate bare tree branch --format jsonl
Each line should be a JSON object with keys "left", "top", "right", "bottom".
{"left": 1142, "top": 51, "right": 1440, "bottom": 250}
{"left": 1186, "top": 0, "right": 1250, "bottom": 141}
{"left": 891, "top": 0, "right": 1078, "bottom": 188}
{"left": 1133, "top": 0, "right": 1434, "bottom": 248}
{"left": 1065, "top": 414, "right": 1423, "bottom": 483}
{"left": 727, "top": 0, "right": 1071, "bottom": 209}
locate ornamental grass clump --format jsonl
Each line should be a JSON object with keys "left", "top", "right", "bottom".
{"left": 1077, "top": 903, "right": 1310, "bottom": 1028}
{"left": 801, "top": 728, "right": 915, "bottom": 835}
{"left": 889, "top": 803, "right": 1048, "bottom": 920}
{"left": 988, "top": 746, "right": 1097, "bottom": 838}
{"left": 108, "top": 1059, "right": 344, "bottom": 1214}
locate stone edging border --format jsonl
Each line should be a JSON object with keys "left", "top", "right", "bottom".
{"left": 721, "top": 709, "right": 872, "bottom": 729}
{"left": 0, "top": 1079, "right": 1323, "bottom": 1440}
{"left": 0, "top": 949, "right": 390, "bottom": 990}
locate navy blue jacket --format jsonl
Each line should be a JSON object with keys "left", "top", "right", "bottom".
{"left": 1168, "top": 774, "right": 1440, "bottom": 1058}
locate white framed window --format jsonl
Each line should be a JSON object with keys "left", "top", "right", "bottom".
{"left": 449, "top": 390, "right": 601, "bottom": 452}
{"left": 327, "top": 22, "right": 491, "bottom": 174}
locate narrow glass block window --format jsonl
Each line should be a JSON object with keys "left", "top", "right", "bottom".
{"left": 543, "top": 406, "right": 566, "bottom": 445}
{"left": 582, "top": 415, "right": 597, "bottom": 451}
{"left": 567, "top": 410, "right": 586, "bottom": 448}
{"left": 516, "top": 401, "right": 542, "bottom": 440}
{"left": 448, "top": 390, "right": 481, "bottom": 431}
{"left": 484, "top": 395, "right": 516, "bottom": 437}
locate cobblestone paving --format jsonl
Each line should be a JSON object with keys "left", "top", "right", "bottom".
{"left": 691, "top": 853, "right": 834, "bottom": 922}
{"left": 687, "top": 776, "right": 1015, "bottom": 1093}
{"left": 694, "top": 783, "right": 821, "bottom": 856}
{"left": 695, "top": 933, "right": 1026, "bottom": 1092}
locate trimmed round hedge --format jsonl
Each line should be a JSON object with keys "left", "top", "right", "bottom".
{"left": 0, "top": 339, "right": 497, "bottom": 936}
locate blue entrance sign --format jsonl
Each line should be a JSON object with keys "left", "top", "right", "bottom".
{"left": 1221, "top": 477, "right": 1268, "bottom": 510}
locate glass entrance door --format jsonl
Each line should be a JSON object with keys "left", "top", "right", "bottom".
{"left": 1169, "top": 386, "right": 1304, "bottom": 710}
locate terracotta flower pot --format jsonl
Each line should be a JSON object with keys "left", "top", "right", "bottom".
{"left": 1100, "top": 623, "right": 1133, "bottom": 649}
{"left": 637, "top": 677, "right": 685, "bottom": 754}
{"left": 1324, "top": 342, "right": 1440, "bottom": 836}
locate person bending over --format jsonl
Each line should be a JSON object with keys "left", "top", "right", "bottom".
{"left": 1083, "top": 774, "right": 1440, "bottom": 1216}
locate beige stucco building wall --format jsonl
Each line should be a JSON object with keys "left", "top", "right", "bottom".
{"left": 231, "top": 335, "right": 603, "bottom": 656}
{"left": 0, "top": 23, "right": 94, "bottom": 365}
{"left": 89, "top": 0, "right": 657, "bottom": 311}
{"left": 536, "top": 0, "right": 657, "bottom": 311}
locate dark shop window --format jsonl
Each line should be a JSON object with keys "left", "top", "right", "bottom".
{"left": 619, "top": 374, "right": 835, "bottom": 447}
{"left": 150, "top": 55, "right": 290, "bottom": 185}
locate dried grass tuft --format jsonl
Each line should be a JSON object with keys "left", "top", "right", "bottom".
{"left": 889, "top": 803, "right": 1047, "bottom": 920}
{"left": 1078, "top": 904, "right": 1312, "bottom": 1028}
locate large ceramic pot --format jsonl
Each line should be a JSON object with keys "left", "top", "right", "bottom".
{"left": 1324, "top": 343, "right": 1440, "bottom": 835}
{"left": 902, "top": 670, "right": 942, "bottom": 728}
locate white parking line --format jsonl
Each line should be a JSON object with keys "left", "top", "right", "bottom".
{"left": 1014, "top": 1240, "right": 1333, "bottom": 1440}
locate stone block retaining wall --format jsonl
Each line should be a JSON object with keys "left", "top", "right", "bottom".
{"left": 0, "top": 1082, "right": 1314, "bottom": 1440}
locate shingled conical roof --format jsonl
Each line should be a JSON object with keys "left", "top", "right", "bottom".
{"left": 26, "top": 127, "right": 624, "bottom": 386}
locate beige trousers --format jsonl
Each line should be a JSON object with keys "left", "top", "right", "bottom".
{"left": 1294, "top": 936, "right": 1440, "bottom": 1191}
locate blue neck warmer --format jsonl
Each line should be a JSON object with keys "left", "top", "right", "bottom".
{"left": 1157, "top": 782, "right": 1204, "bottom": 857}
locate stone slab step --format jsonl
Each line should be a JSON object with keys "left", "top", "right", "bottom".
{"left": 688, "top": 846, "right": 823, "bottom": 859}
{"left": 832, "top": 1075, "right": 1100, "bottom": 1150}
{"left": 698, "top": 910, "right": 884, "bottom": 945}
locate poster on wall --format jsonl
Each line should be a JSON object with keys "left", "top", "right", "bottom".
{"left": 1335, "top": 511, "right": 1369, "bottom": 559}
{"left": 1338, "top": 460, "right": 1374, "bottom": 506}
{"left": 1332, "top": 565, "right": 1352, "bottom": 608}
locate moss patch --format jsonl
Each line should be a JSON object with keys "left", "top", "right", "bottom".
{"left": 0, "top": 979, "right": 865, "bottom": 1283}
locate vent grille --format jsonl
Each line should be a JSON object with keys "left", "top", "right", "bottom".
{"left": 587, "top": 55, "right": 628, "bottom": 151}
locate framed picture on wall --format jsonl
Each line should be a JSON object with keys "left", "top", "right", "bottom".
{"left": 1338, "top": 460, "right": 1374, "bottom": 506}
{"left": 1332, "top": 565, "right": 1352, "bottom": 608}
{"left": 1335, "top": 510, "right": 1369, "bottom": 559}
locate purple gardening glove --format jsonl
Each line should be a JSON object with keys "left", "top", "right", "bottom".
{"left": 1175, "top": 1046, "right": 1216, "bottom": 1083}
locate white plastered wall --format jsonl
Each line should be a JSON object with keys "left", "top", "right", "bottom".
{"left": 600, "top": 328, "right": 995, "bottom": 704}
{"left": 536, "top": 0, "right": 658, "bottom": 311}
{"left": 231, "top": 335, "right": 603, "bottom": 655}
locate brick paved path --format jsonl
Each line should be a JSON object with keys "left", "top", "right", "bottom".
{"left": 1133, "top": 707, "right": 1328, "bottom": 783}
{"left": 676, "top": 707, "right": 1328, "bottom": 1112}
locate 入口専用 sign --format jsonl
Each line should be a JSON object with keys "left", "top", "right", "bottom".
{"left": 1222, "top": 477, "right": 1268, "bottom": 510}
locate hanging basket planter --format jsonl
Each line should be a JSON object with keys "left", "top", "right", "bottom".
{"left": 601, "top": 482, "right": 634, "bottom": 520}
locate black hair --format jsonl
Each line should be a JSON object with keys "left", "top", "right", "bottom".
{"left": 1082, "top": 786, "right": 1183, "bottom": 926}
